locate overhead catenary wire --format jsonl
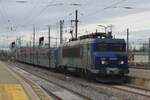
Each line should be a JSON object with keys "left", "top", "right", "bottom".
{"left": 20, "top": 1, "right": 83, "bottom": 29}
{"left": 31, "top": 0, "right": 128, "bottom": 37}
{"left": 0, "top": 0, "right": 13, "bottom": 31}
{"left": 21, "top": 0, "right": 41, "bottom": 26}
{"left": 0, "top": 0, "right": 18, "bottom": 31}
{"left": 0, "top": 0, "right": 141, "bottom": 37}
{"left": 33, "top": 0, "right": 129, "bottom": 34}
{"left": 21, "top": 0, "right": 56, "bottom": 27}
{"left": 0, "top": 6, "right": 8, "bottom": 27}
{"left": 103, "top": 0, "right": 128, "bottom": 9}
{"left": 81, "top": 0, "right": 128, "bottom": 21}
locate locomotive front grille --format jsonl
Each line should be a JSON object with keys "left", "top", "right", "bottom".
{"left": 109, "top": 60, "right": 119, "bottom": 67}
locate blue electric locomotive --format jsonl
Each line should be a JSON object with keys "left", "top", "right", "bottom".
{"left": 56, "top": 32, "right": 129, "bottom": 82}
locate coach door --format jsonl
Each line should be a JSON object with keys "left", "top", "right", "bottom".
{"left": 50, "top": 50, "right": 55, "bottom": 69}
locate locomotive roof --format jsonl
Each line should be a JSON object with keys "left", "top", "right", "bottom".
{"left": 94, "top": 38, "right": 125, "bottom": 44}
{"left": 62, "top": 38, "right": 125, "bottom": 47}
{"left": 16, "top": 47, "right": 56, "bottom": 53}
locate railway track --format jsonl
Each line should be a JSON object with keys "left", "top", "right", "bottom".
{"left": 111, "top": 84, "right": 150, "bottom": 98}
{"left": 129, "top": 65, "right": 150, "bottom": 69}
{"left": 89, "top": 81, "right": 150, "bottom": 99}
{"left": 8, "top": 62, "right": 150, "bottom": 100}
{"left": 9, "top": 64, "right": 91, "bottom": 100}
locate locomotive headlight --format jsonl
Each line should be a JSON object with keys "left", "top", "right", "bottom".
{"left": 100, "top": 58, "right": 107, "bottom": 64}
{"left": 120, "top": 61, "right": 124, "bottom": 64}
{"left": 101, "top": 60, "right": 107, "bottom": 64}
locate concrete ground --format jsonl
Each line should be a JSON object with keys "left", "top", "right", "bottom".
{"left": 128, "top": 68, "right": 150, "bottom": 88}
{"left": 0, "top": 61, "right": 51, "bottom": 100}
{"left": 128, "top": 68, "right": 150, "bottom": 80}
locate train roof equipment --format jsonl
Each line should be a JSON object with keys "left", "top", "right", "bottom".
{"left": 78, "top": 32, "right": 112, "bottom": 40}
{"left": 69, "top": 32, "right": 113, "bottom": 42}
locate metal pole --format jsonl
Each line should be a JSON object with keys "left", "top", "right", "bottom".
{"left": 56, "top": 38, "right": 57, "bottom": 47}
{"left": 30, "top": 40, "right": 31, "bottom": 63}
{"left": 48, "top": 25, "right": 51, "bottom": 68}
{"left": 96, "top": 29, "right": 98, "bottom": 33}
{"left": 48, "top": 26, "right": 50, "bottom": 48}
{"left": 60, "top": 20, "right": 64, "bottom": 44}
{"left": 20, "top": 37, "right": 22, "bottom": 61}
{"left": 127, "top": 28, "right": 129, "bottom": 55}
{"left": 15, "top": 38, "right": 18, "bottom": 61}
{"left": 75, "top": 10, "right": 78, "bottom": 39}
{"left": 33, "top": 27, "right": 35, "bottom": 64}
{"left": 105, "top": 27, "right": 107, "bottom": 33}
{"left": 149, "top": 38, "right": 150, "bottom": 64}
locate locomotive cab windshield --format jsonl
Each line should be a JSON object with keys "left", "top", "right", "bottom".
{"left": 96, "top": 43, "right": 126, "bottom": 52}
{"left": 92, "top": 38, "right": 129, "bottom": 77}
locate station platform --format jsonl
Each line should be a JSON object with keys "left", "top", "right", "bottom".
{"left": 0, "top": 61, "right": 51, "bottom": 100}
{"left": 128, "top": 68, "right": 150, "bottom": 80}
{"left": 128, "top": 68, "right": 150, "bottom": 88}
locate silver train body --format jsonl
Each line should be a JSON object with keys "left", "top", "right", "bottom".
{"left": 15, "top": 37, "right": 129, "bottom": 81}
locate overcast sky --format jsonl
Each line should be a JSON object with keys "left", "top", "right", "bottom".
{"left": 0, "top": 0, "right": 150, "bottom": 48}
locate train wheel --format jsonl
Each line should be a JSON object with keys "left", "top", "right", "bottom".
{"left": 63, "top": 66, "right": 68, "bottom": 75}
{"left": 79, "top": 69, "right": 85, "bottom": 78}
{"left": 85, "top": 70, "right": 94, "bottom": 81}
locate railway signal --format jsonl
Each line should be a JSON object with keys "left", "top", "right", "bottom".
{"left": 11, "top": 42, "right": 15, "bottom": 48}
{"left": 39, "top": 37, "right": 44, "bottom": 46}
